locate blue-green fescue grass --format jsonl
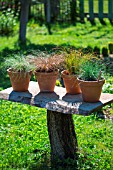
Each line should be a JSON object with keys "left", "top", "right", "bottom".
{"left": 0, "top": 100, "right": 113, "bottom": 169}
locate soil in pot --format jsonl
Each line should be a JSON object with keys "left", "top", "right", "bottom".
{"left": 7, "top": 69, "right": 32, "bottom": 92}
{"left": 61, "top": 70, "right": 81, "bottom": 94}
{"left": 35, "top": 71, "right": 59, "bottom": 92}
{"left": 78, "top": 79, "right": 105, "bottom": 102}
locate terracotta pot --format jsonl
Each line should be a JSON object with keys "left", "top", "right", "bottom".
{"left": 7, "top": 69, "right": 32, "bottom": 92}
{"left": 35, "top": 71, "right": 59, "bottom": 92}
{"left": 61, "top": 70, "right": 81, "bottom": 94}
{"left": 78, "top": 78, "right": 105, "bottom": 102}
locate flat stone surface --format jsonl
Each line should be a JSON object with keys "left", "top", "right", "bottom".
{"left": 0, "top": 81, "right": 113, "bottom": 115}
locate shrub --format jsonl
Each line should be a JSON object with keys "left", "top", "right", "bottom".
{"left": 108, "top": 42, "right": 113, "bottom": 54}
{"left": 102, "top": 46, "right": 108, "bottom": 57}
{"left": 93, "top": 46, "right": 100, "bottom": 56}
{"left": 82, "top": 46, "right": 93, "bottom": 54}
{"left": 0, "top": 8, "right": 18, "bottom": 35}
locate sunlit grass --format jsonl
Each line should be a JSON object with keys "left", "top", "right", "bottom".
{"left": 0, "top": 19, "right": 113, "bottom": 52}
{"left": 0, "top": 100, "right": 113, "bottom": 169}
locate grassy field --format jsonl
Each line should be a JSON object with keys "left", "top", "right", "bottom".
{"left": 0, "top": 19, "right": 113, "bottom": 169}
{"left": 0, "top": 18, "right": 113, "bottom": 52}
{"left": 0, "top": 100, "right": 113, "bottom": 170}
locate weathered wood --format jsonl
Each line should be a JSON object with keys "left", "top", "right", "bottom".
{"left": 47, "top": 110, "right": 78, "bottom": 165}
{"left": 0, "top": 81, "right": 113, "bottom": 115}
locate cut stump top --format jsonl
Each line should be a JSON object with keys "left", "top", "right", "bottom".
{"left": 0, "top": 81, "right": 113, "bottom": 115}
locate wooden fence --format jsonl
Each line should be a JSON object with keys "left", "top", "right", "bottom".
{"left": 79, "top": 0, "right": 113, "bottom": 22}
{"left": 0, "top": 0, "right": 113, "bottom": 23}
{"left": 29, "top": 0, "right": 113, "bottom": 23}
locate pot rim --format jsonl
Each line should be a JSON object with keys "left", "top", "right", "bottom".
{"left": 77, "top": 77, "right": 105, "bottom": 83}
{"left": 34, "top": 70, "right": 59, "bottom": 75}
{"left": 7, "top": 68, "right": 32, "bottom": 74}
{"left": 61, "top": 70, "right": 77, "bottom": 77}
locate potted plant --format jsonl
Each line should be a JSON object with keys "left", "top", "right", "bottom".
{"left": 3, "top": 55, "right": 35, "bottom": 92}
{"left": 78, "top": 56, "right": 106, "bottom": 102}
{"left": 61, "top": 50, "right": 83, "bottom": 94}
{"left": 34, "top": 53, "right": 64, "bottom": 92}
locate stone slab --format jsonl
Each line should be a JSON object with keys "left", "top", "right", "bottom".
{"left": 0, "top": 81, "right": 113, "bottom": 115}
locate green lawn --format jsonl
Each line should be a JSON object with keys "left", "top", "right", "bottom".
{"left": 0, "top": 18, "right": 113, "bottom": 52}
{"left": 0, "top": 100, "right": 113, "bottom": 170}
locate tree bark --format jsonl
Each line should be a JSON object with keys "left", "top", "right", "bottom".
{"left": 44, "top": 0, "right": 60, "bottom": 23}
{"left": 47, "top": 110, "right": 78, "bottom": 166}
{"left": 50, "top": 0, "right": 60, "bottom": 22}
{"left": 44, "top": 0, "right": 50, "bottom": 34}
{"left": 19, "top": 0, "right": 31, "bottom": 44}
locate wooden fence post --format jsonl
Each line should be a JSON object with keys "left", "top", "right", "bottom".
{"left": 79, "top": 0, "right": 84, "bottom": 22}
{"left": 89, "top": 0, "right": 94, "bottom": 22}
{"left": 108, "top": 0, "right": 113, "bottom": 21}
{"left": 46, "top": 0, "right": 52, "bottom": 34}
{"left": 98, "top": 0, "right": 103, "bottom": 20}
{"left": 70, "top": 0, "right": 77, "bottom": 24}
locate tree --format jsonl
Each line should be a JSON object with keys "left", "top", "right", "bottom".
{"left": 44, "top": 0, "right": 60, "bottom": 23}
{"left": 19, "top": 0, "right": 31, "bottom": 43}
{"left": 47, "top": 110, "right": 78, "bottom": 166}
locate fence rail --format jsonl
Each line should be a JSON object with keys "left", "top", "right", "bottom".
{"left": 80, "top": 0, "right": 113, "bottom": 21}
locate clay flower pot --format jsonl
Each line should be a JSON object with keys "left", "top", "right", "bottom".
{"left": 61, "top": 70, "right": 81, "bottom": 94}
{"left": 35, "top": 71, "right": 59, "bottom": 92}
{"left": 78, "top": 78, "right": 105, "bottom": 102}
{"left": 7, "top": 69, "right": 32, "bottom": 92}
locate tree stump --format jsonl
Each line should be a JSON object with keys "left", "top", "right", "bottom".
{"left": 47, "top": 110, "right": 78, "bottom": 166}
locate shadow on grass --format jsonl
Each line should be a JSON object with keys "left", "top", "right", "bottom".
{"left": 28, "top": 155, "right": 78, "bottom": 170}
